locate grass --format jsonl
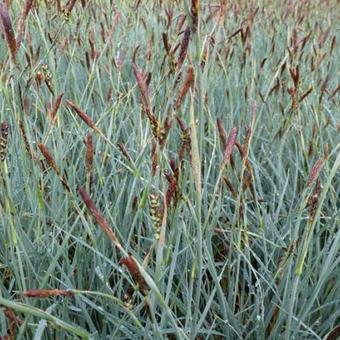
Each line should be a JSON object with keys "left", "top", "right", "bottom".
{"left": 0, "top": 0, "right": 339, "bottom": 339}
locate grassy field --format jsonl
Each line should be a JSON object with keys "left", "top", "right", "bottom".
{"left": 0, "top": 0, "right": 339, "bottom": 339}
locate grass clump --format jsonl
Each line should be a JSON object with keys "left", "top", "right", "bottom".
{"left": 0, "top": 0, "right": 339, "bottom": 339}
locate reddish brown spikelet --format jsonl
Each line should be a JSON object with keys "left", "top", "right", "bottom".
{"left": 222, "top": 127, "right": 237, "bottom": 166}
{"left": 4, "top": 307, "right": 21, "bottom": 340}
{"left": 78, "top": 186, "right": 123, "bottom": 252}
{"left": 169, "top": 159, "right": 177, "bottom": 173}
{"left": 133, "top": 65, "right": 160, "bottom": 141}
{"left": 166, "top": 173, "right": 177, "bottom": 206}
{"left": 326, "top": 325, "right": 340, "bottom": 340}
{"left": 190, "top": 0, "right": 200, "bottom": 31}
{"left": 159, "top": 116, "right": 173, "bottom": 147}
{"left": 151, "top": 141, "right": 158, "bottom": 176}
{"left": 85, "top": 134, "right": 93, "bottom": 174}
{"left": 4, "top": 308, "right": 22, "bottom": 325}
{"left": 242, "top": 126, "right": 252, "bottom": 156}
{"left": 120, "top": 256, "right": 148, "bottom": 294}
{"left": 174, "top": 66, "right": 195, "bottom": 110}
{"left": 289, "top": 66, "right": 299, "bottom": 88}
{"left": 37, "top": 143, "right": 61, "bottom": 176}
{"left": 16, "top": 0, "right": 33, "bottom": 49}
{"left": 48, "top": 93, "right": 64, "bottom": 124}
{"left": 132, "top": 63, "right": 152, "bottom": 115}
{"left": 177, "top": 26, "right": 191, "bottom": 70}
{"left": 66, "top": 100, "right": 96, "bottom": 129}
{"left": 23, "top": 289, "right": 74, "bottom": 298}
{"left": 307, "top": 159, "right": 324, "bottom": 187}
{"left": 216, "top": 118, "right": 227, "bottom": 149}
{"left": 37, "top": 143, "right": 70, "bottom": 191}
{"left": 0, "top": 3, "right": 17, "bottom": 61}
{"left": 223, "top": 176, "right": 237, "bottom": 197}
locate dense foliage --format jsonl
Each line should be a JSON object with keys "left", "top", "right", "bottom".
{"left": 0, "top": 1, "right": 339, "bottom": 339}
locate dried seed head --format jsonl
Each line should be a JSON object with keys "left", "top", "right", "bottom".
{"left": 78, "top": 186, "right": 123, "bottom": 252}
{"left": 120, "top": 255, "right": 148, "bottom": 294}
{"left": 159, "top": 116, "right": 172, "bottom": 147}
{"left": 23, "top": 289, "right": 74, "bottom": 298}
{"left": 177, "top": 26, "right": 191, "bottom": 70}
{"left": 4, "top": 308, "right": 22, "bottom": 325}
{"left": 47, "top": 93, "right": 64, "bottom": 124}
{"left": 223, "top": 176, "right": 236, "bottom": 197}
{"left": 0, "top": 3, "right": 17, "bottom": 61}
{"left": 151, "top": 141, "right": 158, "bottom": 176}
{"left": 66, "top": 100, "right": 96, "bottom": 129}
{"left": 222, "top": 127, "right": 237, "bottom": 167}
{"left": 217, "top": 118, "right": 227, "bottom": 149}
{"left": 132, "top": 63, "right": 153, "bottom": 116}
{"left": 166, "top": 175, "right": 177, "bottom": 206}
{"left": 190, "top": 0, "right": 200, "bottom": 31}
{"left": 16, "top": 0, "right": 33, "bottom": 49}
{"left": 37, "top": 143, "right": 61, "bottom": 175}
{"left": 307, "top": 159, "right": 324, "bottom": 187}
{"left": 174, "top": 66, "right": 195, "bottom": 110}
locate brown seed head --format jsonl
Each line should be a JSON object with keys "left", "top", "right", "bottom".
{"left": 0, "top": 3, "right": 17, "bottom": 61}
{"left": 85, "top": 134, "right": 94, "bottom": 174}
{"left": 37, "top": 143, "right": 61, "bottom": 175}
{"left": 174, "top": 66, "right": 195, "bottom": 110}
{"left": 23, "top": 289, "right": 74, "bottom": 298}
{"left": 48, "top": 93, "right": 64, "bottom": 124}
{"left": 177, "top": 26, "right": 191, "bottom": 70}
{"left": 222, "top": 127, "right": 237, "bottom": 166}
{"left": 307, "top": 159, "right": 324, "bottom": 187}
{"left": 78, "top": 186, "right": 123, "bottom": 252}
{"left": 216, "top": 118, "right": 227, "bottom": 149}
{"left": 16, "top": 0, "right": 33, "bottom": 49}
{"left": 120, "top": 256, "right": 148, "bottom": 294}
{"left": 66, "top": 100, "right": 96, "bottom": 129}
